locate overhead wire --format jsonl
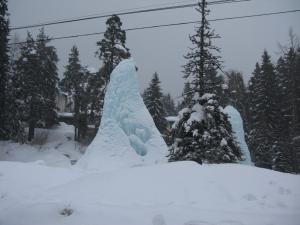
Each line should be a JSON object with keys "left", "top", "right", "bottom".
{"left": 10, "top": 0, "right": 250, "bottom": 30}
{"left": 9, "top": 9, "right": 300, "bottom": 46}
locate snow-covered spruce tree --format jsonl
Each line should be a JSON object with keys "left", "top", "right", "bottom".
{"left": 60, "top": 46, "right": 89, "bottom": 141}
{"left": 248, "top": 51, "right": 279, "bottom": 169}
{"left": 162, "top": 93, "right": 176, "bottom": 116}
{"left": 35, "top": 28, "right": 59, "bottom": 128}
{"left": 0, "top": 0, "right": 10, "bottom": 139}
{"left": 204, "top": 64, "right": 227, "bottom": 107}
{"left": 169, "top": 0, "right": 241, "bottom": 164}
{"left": 274, "top": 34, "right": 300, "bottom": 173}
{"left": 94, "top": 15, "right": 130, "bottom": 126}
{"left": 143, "top": 72, "right": 168, "bottom": 135}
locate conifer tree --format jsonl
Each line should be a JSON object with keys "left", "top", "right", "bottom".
{"left": 14, "top": 33, "right": 41, "bottom": 141}
{"left": 86, "top": 66, "right": 106, "bottom": 128}
{"left": 143, "top": 72, "right": 168, "bottom": 134}
{"left": 162, "top": 93, "right": 176, "bottom": 116}
{"left": 35, "top": 28, "right": 59, "bottom": 127}
{"left": 60, "top": 46, "right": 88, "bottom": 141}
{"left": 274, "top": 33, "right": 300, "bottom": 173}
{"left": 248, "top": 51, "right": 278, "bottom": 169}
{"left": 0, "top": 0, "right": 10, "bottom": 139}
{"left": 169, "top": 0, "right": 241, "bottom": 164}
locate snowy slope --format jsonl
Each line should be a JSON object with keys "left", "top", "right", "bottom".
{"left": 0, "top": 123, "right": 83, "bottom": 168}
{"left": 0, "top": 161, "right": 299, "bottom": 225}
{"left": 224, "top": 106, "right": 252, "bottom": 165}
{"left": 78, "top": 58, "right": 168, "bottom": 171}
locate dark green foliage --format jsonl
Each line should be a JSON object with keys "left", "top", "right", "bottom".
{"left": 169, "top": 0, "right": 241, "bottom": 164}
{"left": 143, "top": 72, "right": 168, "bottom": 134}
{"left": 169, "top": 94, "right": 241, "bottom": 164}
{"left": 35, "top": 29, "right": 59, "bottom": 128}
{"left": 248, "top": 51, "right": 279, "bottom": 169}
{"left": 0, "top": 0, "right": 10, "bottom": 139}
{"left": 60, "top": 46, "right": 89, "bottom": 141}
{"left": 13, "top": 30, "right": 59, "bottom": 141}
{"left": 86, "top": 67, "right": 106, "bottom": 128}
{"left": 162, "top": 93, "right": 176, "bottom": 116}
{"left": 272, "top": 36, "right": 300, "bottom": 173}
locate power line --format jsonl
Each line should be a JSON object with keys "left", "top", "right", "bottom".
{"left": 9, "top": 9, "right": 300, "bottom": 46}
{"left": 10, "top": 0, "right": 250, "bottom": 30}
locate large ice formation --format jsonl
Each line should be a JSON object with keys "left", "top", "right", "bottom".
{"left": 224, "top": 105, "right": 252, "bottom": 165}
{"left": 78, "top": 59, "right": 168, "bottom": 171}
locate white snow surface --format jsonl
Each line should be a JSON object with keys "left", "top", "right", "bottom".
{"left": 78, "top": 58, "right": 168, "bottom": 171}
{"left": 0, "top": 123, "right": 83, "bottom": 168}
{"left": 224, "top": 105, "right": 253, "bottom": 165}
{"left": 0, "top": 161, "right": 299, "bottom": 225}
{"left": 1, "top": 121, "right": 300, "bottom": 225}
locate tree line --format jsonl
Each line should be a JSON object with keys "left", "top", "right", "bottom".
{"left": 1, "top": 0, "right": 299, "bottom": 173}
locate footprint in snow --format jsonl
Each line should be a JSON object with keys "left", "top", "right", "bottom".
{"left": 243, "top": 193, "right": 257, "bottom": 201}
{"left": 184, "top": 221, "right": 214, "bottom": 225}
{"left": 219, "top": 220, "right": 244, "bottom": 225}
{"left": 152, "top": 214, "right": 166, "bottom": 225}
{"left": 278, "top": 187, "right": 291, "bottom": 195}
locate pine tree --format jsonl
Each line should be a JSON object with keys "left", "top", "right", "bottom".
{"left": 14, "top": 33, "right": 41, "bottom": 141}
{"left": 143, "top": 72, "right": 168, "bottom": 134}
{"left": 86, "top": 66, "right": 106, "bottom": 128}
{"left": 5, "top": 34, "right": 26, "bottom": 142}
{"left": 35, "top": 28, "right": 59, "bottom": 127}
{"left": 274, "top": 32, "right": 300, "bottom": 173}
{"left": 162, "top": 93, "right": 176, "bottom": 116}
{"left": 60, "top": 46, "right": 88, "bottom": 141}
{"left": 248, "top": 51, "right": 279, "bottom": 169}
{"left": 0, "top": 0, "right": 10, "bottom": 139}
{"left": 169, "top": 0, "right": 241, "bottom": 164}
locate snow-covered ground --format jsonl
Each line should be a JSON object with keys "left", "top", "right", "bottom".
{"left": 0, "top": 160, "right": 299, "bottom": 225}
{"left": 0, "top": 122, "right": 84, "bottom": 168}
{"left": 1, "top": 59, "right": 299, "bottom": 225}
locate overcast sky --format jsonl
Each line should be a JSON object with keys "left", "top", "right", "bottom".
{"left": 8, "top": 0, "right": 300, "bottom": 98}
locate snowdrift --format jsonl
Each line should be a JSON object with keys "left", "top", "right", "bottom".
{"left": 0, "top": 123, "right": 82, "bottom": 168}
{"left": 78, "top": 58, "right": 168, "bottom": 171}
{"left": 224, "top": 105, "right": 252, "bottom": 165}
{"left": 0, "top": 161, "right": 299, "bottom": 225}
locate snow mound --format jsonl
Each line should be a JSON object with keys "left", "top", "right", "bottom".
{"left": 78, "top": 58, "right": 168, "bottom": 171}
{"left": 0, "top": 161, "right": 299, "bottom": 225}
{"left": 224, "top": 105, "right": 252, "bottom": 165}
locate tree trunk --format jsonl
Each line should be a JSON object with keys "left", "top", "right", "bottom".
{"left": 28, "top": 120, "right": 35, "bottom": 141}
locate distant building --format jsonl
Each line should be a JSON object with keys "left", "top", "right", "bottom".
{"left": 56, "top": 92, "right": 73, "bottom": 113}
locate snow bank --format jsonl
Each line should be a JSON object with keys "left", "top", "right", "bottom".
{"left": 224, "top": 105, "right": 252, "bottom": 165}
{"left": 78, "top": 58, "right": 167, "bottom": 171}
{"left": 0, "top": 161, "right": 299, "bottom": 225}
{"left": 0, "top": 123, "right": 83, "bottom": 168}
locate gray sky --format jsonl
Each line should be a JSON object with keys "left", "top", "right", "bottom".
{"left": 8, "top": 0, "right": 300, "bottom": 98}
